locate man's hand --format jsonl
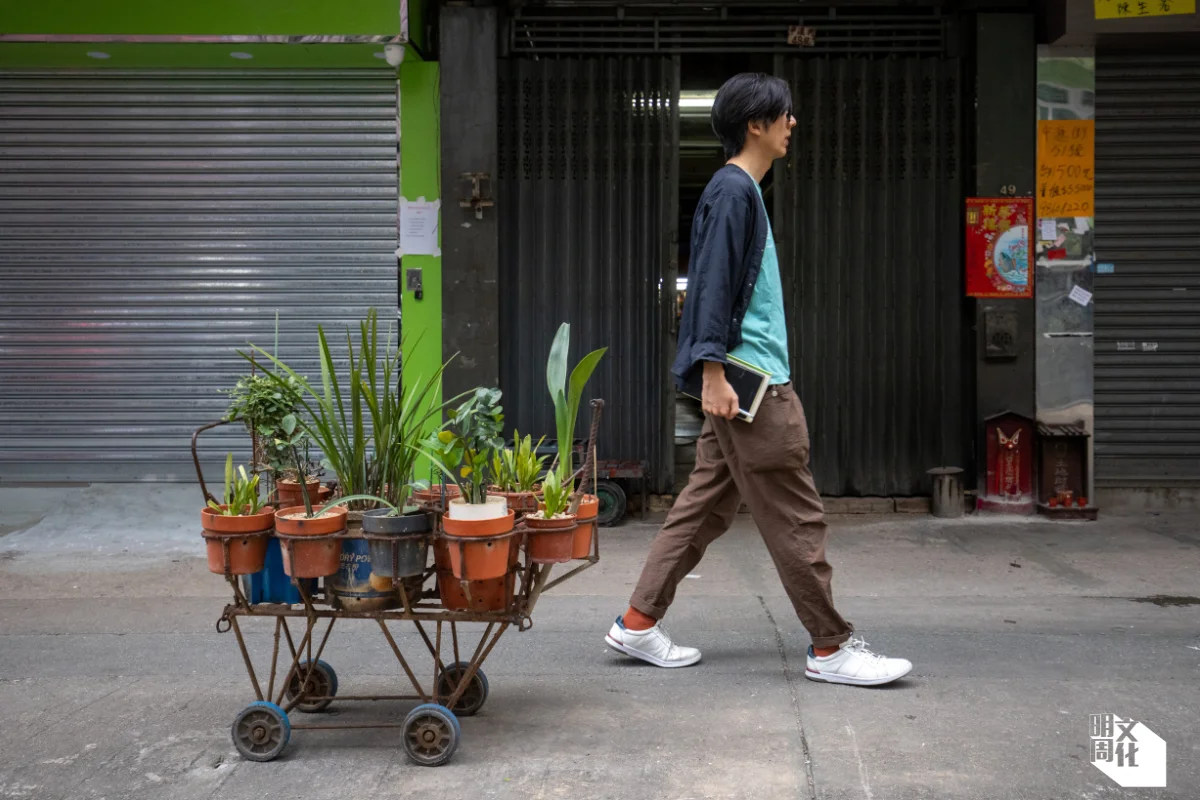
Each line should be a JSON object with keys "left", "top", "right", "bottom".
{"left": 701, "top": 361, "right": 739, "bottom": 420}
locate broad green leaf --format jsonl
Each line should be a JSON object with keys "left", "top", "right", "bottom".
{"left": 281, "top": 414, "right": 297, "bottom": 435}
{"left": 547, "top": 323, "right": 570, "bottom": 401}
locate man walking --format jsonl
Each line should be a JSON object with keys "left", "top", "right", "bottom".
{"left": 605, "top": 73, "right": 912, "bottom": 687}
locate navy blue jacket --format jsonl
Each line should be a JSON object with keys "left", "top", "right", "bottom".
{"left": 672, "top": 165, "right": 770, "bottom": 389}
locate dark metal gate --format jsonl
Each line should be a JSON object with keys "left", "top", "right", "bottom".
{"left": 497, "top": 57, "right": 678, "bottom": 492}
{"left": 775, "top": 56, "right": 966, "bottom": 496}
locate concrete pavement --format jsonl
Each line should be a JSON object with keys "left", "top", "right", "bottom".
{"left": 1, "top": 484, "right": 1198, "bottom": 799}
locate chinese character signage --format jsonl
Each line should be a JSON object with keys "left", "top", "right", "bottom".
{"left": 1089, "top": 713, "right": 1167, "bottom": 788}
{"left": 1095, "top": 0, "right": 1195, "bottom": 18}
{"left": 1037, "top": 120, "right": 1095, "bottom": 218}
{"left": 965, "top": 197, "right": 1032, "bottom": 299}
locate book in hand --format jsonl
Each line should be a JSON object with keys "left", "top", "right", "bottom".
{"left": 680, "top": 355, "right": 772, "bottom": 423}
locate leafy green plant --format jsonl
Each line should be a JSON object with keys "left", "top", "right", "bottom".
{"left": 207, "top": 453, "right": 267, "bottom": 516}
{"left": 491, "top": 448, "right": 516, "bottom": 492}
{"left": 490, "top": 430, "right": 546, "bottom": 493}
{"left": 243, "top": 309, "right": 458, "bottom": 511}
{"left": 538, "top": 468, "right": 571, "bottom": 519}
{"left": 507, "top": 431, "right": 548, "bottom": 492}
{"left": 546, "top": 323, "right": 607, "bottom": 490}
{"left": 222, "top": 313, "right": 304, "bottom": 478}
{"left": 423, "top": 388, "right": 505, "bottom": 504}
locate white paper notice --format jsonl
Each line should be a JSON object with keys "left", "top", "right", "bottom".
{"left": 399, "top": 200, "right": 440, "bottom": 256}
{"left": 1040, "top": 220, "right": 1057, "bottom": 241}
{"left": 1068, "top": 285, "right": 1093, "bottom": 307}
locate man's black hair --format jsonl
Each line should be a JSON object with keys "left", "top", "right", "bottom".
{"left": 710, "top": 73, "right": 792, "bottom": 159}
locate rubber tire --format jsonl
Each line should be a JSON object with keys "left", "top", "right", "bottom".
{"left": 231, "top": 700, "right": 291, "bottom": 762}
{"left": 285, "top": 659, "right": 338, "bottom": 713}
{"left": 436, "top": 662, "right": 490, "bottom": 717}
{"left": 595, "top": 480, "right": 627, "bottom": 527}
{"left": 402, "top": 703, "right": 461, "bottom": 767}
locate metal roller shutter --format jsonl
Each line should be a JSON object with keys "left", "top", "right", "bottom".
{"left": 1094, "top": 53, "right": 1200, "bottom": 487}
{"left": 776, "top": 56, "right": 965, "bottom": 496}
{"left": 0, "top": 69, "right": 399, "bottom": 483}
{"left": 497, "top": 57, "right": 677, "bottom": 493}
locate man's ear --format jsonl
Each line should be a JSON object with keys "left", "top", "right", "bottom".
{"left": 746, "top": 119, "right": 767, "bottom": 138}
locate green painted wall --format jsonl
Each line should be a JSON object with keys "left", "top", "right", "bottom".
{"left": 0, "top": 43, "right": 400, "bottom": 69}
{"left": 0, "top": 0, "right": 402, "bottom": 35}
{"left": 399, "top": 59, "right": 444, "bottom": 479}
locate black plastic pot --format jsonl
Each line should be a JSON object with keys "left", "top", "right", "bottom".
{"left": 364, "top": 509, "right": 433, "bottom": 579}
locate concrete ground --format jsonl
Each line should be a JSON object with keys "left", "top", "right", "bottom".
{"left": 1, "top": 484, "right": 1198, "bottom": 800}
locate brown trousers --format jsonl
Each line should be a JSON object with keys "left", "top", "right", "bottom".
{"left": 630, "top": 383, "right": 854, "bottom": 648}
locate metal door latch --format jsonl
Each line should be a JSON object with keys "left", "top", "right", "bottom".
{"left": 459, "top": 172, "right": 494, "bottom": 220}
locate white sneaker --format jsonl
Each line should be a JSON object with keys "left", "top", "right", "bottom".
{"left": 605, "top": 616, "right": 702, "bottom": 668}
{"left": 805, "top": 635, "right": 912, "bottom": 686}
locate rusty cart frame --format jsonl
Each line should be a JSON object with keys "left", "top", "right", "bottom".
{"left": 195, "top": 401, "right": 606, "bottom": 766}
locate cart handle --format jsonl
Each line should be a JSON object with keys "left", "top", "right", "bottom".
{"left": 569, "top": 399, "right": 604, "bottom": 507}
{"left": 192, "top": 419, "right": 233, "bottom": 506}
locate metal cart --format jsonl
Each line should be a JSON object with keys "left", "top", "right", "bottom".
{"left": 194, "top": 401, "right": 606, "bottom": 766}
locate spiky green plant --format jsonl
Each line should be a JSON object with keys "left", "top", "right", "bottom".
{"left": 207, "top": 453, "right": 267, "bottom": 516}
{"left": 241, "top": 309, "right": 461, "bottom": 511}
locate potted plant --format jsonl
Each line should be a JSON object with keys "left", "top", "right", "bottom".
{"left": 410, "top": 478, "right": 461, "bottom": 508}
{"left": 541, "top": 322, "right": 607, "bottom": 557}
{"left": 245, "top": 311, "right": 458, "bottom": 603}
{"left": 244, "top": 309, "right": 457, "bottom": 514}
{"left": 424, "top": 388, "right": 515, "bottom": 581}
{"left": 273, "top": 421, "right": 349, "bottom": 579}
{"left": 201, "top": 453, "right": 274, "bottom": 575}
{"left": 489, "top": 430, "right": 547, "bottom": 516}
{"left": 525, "top": 469, "right": 577, "bottom": 564}
{"left": 572, "top": 492, "right": 601, "bottom": 560}
{"left": 318, "top": 492, "right": 434, "bottom": 584}
{"left": 222, "top": 313, "right": 331, "bottom": 506}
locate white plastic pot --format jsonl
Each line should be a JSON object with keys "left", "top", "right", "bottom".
{"left": 447, "top": 495, "right": 508, "bottom": 521}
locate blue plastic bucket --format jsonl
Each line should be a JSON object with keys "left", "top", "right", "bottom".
{"left": 329, "top": 537, "right": 400, "bottom": 612}
{"left": 244, "top": 537, "right": 316, "bottom": 604}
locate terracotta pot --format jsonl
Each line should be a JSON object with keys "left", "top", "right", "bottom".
{"left": 490, "top": 489, "right": 540, "bottom": 516}
{"left": 412, "top": 484, "right": 461, "bottom": 508}
{"left": 440, "top": 510, "right": 516, "bottom": 580}
{"left": 201, "top": 505, "right": 275, "bottom": 534}
{"left": 524, "top": 514, "right": 577, "bottom": 564}
{"left": 275, "top": 478, "right": 324, "bottom": 508}
{"left": 275, "top": 505, "right": 347, "bottom": 578}
{"left": 201, "top": 505, "right": 273, "bottom": 575}
{"left": 572, "top": 494, "right": 599, "bottom": 559}
{"left": 435, "top": 537, "right": 517, "bottom": 612}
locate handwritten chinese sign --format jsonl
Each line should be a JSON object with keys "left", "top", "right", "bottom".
{"left": 1037, "top": 120, "right": 1095, "bottom": 218}
{"left": 1095, "top": 0, "right": 1195, "bottom": 18}
{"left": 965, "top": 197, "right": 1033, "bottom": 299}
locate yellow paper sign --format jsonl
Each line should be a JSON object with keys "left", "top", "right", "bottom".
{"left": 1037, "top": 120, "right": 1095, "bottom": 218}
{"left": 1095, "top": 0, "right": 1195, "bottom": 18}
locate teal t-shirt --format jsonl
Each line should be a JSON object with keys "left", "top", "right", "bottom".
{"left": 729, "top": 183, "right": 791, "bottom": 385}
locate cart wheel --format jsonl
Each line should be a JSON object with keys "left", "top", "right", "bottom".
{"left": 402, "top": 703, "right": 461, "bottom": 767}
{"left": 284, "top": 659, "right": 338, "bottom": 713}
{"left": 231, "top": 701, "right": 290, "bottom": 762}
{"left": 595, "top": 480, "right": 627, "bottom": 527}
{"left": 436, "top": 662, "right": 490, "bottom": 717}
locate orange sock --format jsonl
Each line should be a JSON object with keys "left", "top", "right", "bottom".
{"left": 812, "top": 645, "right": 840, "bottom": 658}
{"left": 623, "top": 607, "right": 657, "bottom": 631}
